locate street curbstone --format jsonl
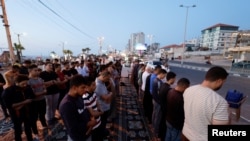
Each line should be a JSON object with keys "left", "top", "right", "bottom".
{"left": 170, "top": 63, "right": 250, "bottom": 78}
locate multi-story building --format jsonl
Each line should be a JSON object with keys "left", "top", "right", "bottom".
{"left": 129, "top": 32, "right": 145, "bottom": 53}
{"left": 200, "top": 23, "right": 239, "bottom": 50}
{"left": 236, "top": 30, "right": 250, "bottom": 47}
{"left": 185, "top": 38, "right": 201, "bottom": 51}
{"left": 228, "top": 30, "right": 250, "bottom": 62}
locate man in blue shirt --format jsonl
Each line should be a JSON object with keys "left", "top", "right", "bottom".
{"left": 149, "top": 65, "right": 162, "bottom": 95}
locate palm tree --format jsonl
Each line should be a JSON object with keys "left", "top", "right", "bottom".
{"left": 13, "top": 43, "right": 25, "bottom": 62}
{"left": 63, "top": 49, "right": 73, "bottom": 60}
{"left": 85, "top": 47, "right": 90, "bottom": 54}
{"left": 82, "top": 48, "right": 86, "bottom": 53}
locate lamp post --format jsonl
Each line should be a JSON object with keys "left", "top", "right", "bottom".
{"left": 180, "top": 4, "right": 196, "bottom": 66}
{"left": 58, "top": 41, "right": 67, "bottom": 61}
{"left": 98, "top": 37, "right": 104, "bottom": 55}
{"left": 147, "top": 34, "right": 154, "bottom": 55}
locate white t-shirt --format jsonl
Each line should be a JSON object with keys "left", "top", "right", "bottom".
{"left": 141, "top": 71, "right": 151, "bottom": 91}
{"left": 182, "top": 85, "right": 229, "bottom": 141}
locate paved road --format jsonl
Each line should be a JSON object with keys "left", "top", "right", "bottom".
{"left": 170, "top": 66, "right": 250, "bottom": 124}
{"left": 170, "top": 60, "right": 228, "bottom": 68}
{"left": 170, "top": 60, "right": 250, "bottom": 77}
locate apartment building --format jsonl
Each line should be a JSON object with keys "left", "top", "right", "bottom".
{"left": 129, "top": 32, "right": 145, "bottom": 53}
{"left": 200, "top": 23, "right": 239, "bottom": 50}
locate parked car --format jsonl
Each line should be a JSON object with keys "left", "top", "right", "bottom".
{"left": 146, "top": 60, "right": 170, "bottom": 72}
{"left": 232, "top": 61, "right": 250, "bottom": 69}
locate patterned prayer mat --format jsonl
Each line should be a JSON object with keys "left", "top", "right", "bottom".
{"left": 0, "top": 77, "right": 153, "bottom": 141}
{"left": 109, "top": 77, "right": 153, "bottom": 141}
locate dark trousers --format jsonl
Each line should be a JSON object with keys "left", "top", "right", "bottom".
{"left": 143, "top": 92, "right": 153, "bottom": 123}
{"left": 31, "top": 99, "right": 47, "bottom": 132}
{"left": 159, "top": 108, "right": 167, "bottom": 140}
{"left": 57, "top": 88, "right": 68, "bottom": 109}
{"left": 133, "top": 81, "right": 139, "bottom": 95}
{"left": 91, "top": 126, "right": 103, "bottom": 141}
{"left": 12, "top": 115, "right": 33, "bottom": 141}
{"left": 100, "top": 110, "right": 111, "bottom": 139}
{"left": 0, "top": 94, "right": 9, "bottom": 118}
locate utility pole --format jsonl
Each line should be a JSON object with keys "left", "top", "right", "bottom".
{"left": 0, "top": 0, "right": 15, "bottom": 64}
{"left": 180, "top": 4, "right": 196, "bottom": 66}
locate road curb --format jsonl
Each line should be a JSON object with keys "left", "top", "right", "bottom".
{"left": 169, "top": 63, "right": 250, "bottom": 78}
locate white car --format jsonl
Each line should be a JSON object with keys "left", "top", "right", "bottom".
{"left": 146, "top": 60, "right": 170, "bottom": 72}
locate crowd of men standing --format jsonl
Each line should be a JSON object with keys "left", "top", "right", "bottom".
{"left": 130, "top": 59, "right": 230, "bottom": 141}
{"left": 0, "top": 58, "right": 122, "bottom": 141}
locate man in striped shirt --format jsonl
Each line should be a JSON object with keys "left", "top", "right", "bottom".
{"left": 182, "top": 66, "right": 230, "bottom": 141}
{"left": 82, "top": 76, "right": 103, "bottom": 141}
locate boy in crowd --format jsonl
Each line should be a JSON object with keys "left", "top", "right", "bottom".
{"left": 82, "top": 76, "right": 103, "bottom": 141}
{"left": 28, "top": 64, "right": 48, "bottom": 131}
{"left": 59, "top": 75, "right": 96, "bottom": 141}
{"left": 2, "top": 74, "right": 35, "bottom": 141}
{"left": 3, "top": 65, "right": 20, "bottom": 89}
{"left": 95, "top": 71, "right": 113, "bottom": 140}
{"left": 158, "top": 71, "right": 176, "bottom": 141}
{"left": 165, "top": 78, "right": 190, "bottom": 141}
{"left": 151, "top": 68, "right": 167, "bottom": 141}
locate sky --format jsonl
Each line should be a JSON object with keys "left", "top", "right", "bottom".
{"left": 0, "top": 0, "right": 249, "bottom": 58}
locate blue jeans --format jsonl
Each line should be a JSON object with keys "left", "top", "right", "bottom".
{"left": 165, "top": 120, "right": 181, "bottom": 141}
{"left": 45, "top": 93, "right": 59, "bottom": 123}
{"left": 152, "top": 99, "right": 161, "bottom": 137}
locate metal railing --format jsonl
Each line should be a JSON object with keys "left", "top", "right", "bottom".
{"left": 230, "top": 67, "right": 250, "bottom": 74}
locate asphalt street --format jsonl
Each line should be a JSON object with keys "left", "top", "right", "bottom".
{"left": 169, "top": 66, "right": 250, "bottom": 124}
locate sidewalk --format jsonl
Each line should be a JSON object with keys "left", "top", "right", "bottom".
{"left": 183, "top": 55, "right": 232, "bottom": 67}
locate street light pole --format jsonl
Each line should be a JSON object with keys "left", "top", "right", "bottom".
{"left": 180, "top": 4, "right": 196, "bottom": 66}
{"left": 98, "top": 37, "right": 104, "bottom": 55}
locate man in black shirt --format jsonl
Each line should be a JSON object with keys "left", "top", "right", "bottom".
{"left": 131, "top": 59, "right": 140, "bottom": 94}
{"left": 40, "top": 62, "right": 60, "bottom": 126}
{"left": 0, "top": 72, "right": 8, "bottom": 118}
{"left": 19, "top": 60, "right": 32, "bottom": 75}
{"left": 70, "top": 61, "right": 78, "bottom": 76}
{"left": 62, "top": 61, "right": 73, "bottom": 91}
{"left": 59, "top": 75, "right": 96, "bottom": 141}
{"left": 165, "top": 78, "right": 190, "bottom": 141}
{"left": 158, "top": 71, "right": 176, "bottom": 141}
{"left": 2, "top": 74, "right": 35, "bottom": 141}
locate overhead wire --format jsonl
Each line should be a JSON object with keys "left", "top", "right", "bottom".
{"left": 45, "top": 0, "right": 98, "bottom": 43}
{"left": 15, "top": 0, "right": 78, "bottom": 40}
{"left": 38, "top": 0, "right": 96, "bottom": 40}
{"left": 54, "top": 0, "right": 97, "bottom": 37}
{"left": 44, "top": 0, "right": 101, "bottom": 52}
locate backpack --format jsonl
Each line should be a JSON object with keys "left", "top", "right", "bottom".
{"left": 225, "top": 89, "right": 244, "bottom": 108}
